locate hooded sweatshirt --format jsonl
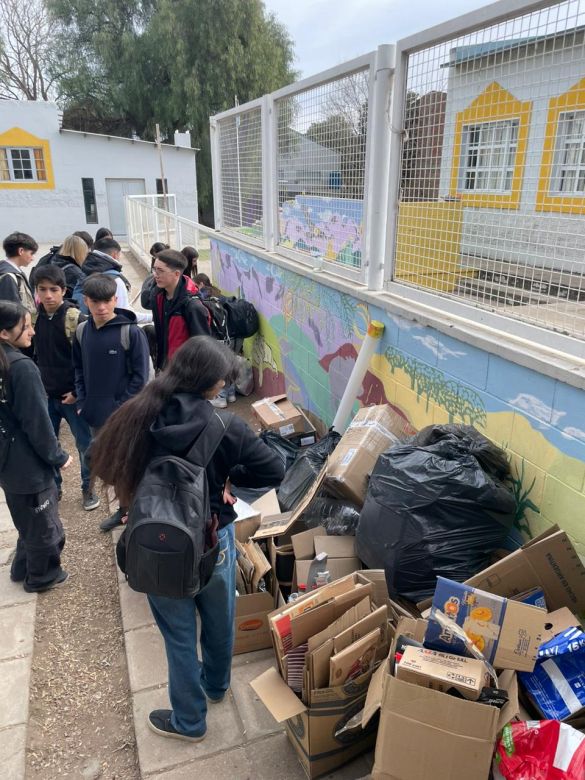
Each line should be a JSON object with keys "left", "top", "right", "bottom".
{"left": 34, "top": 301, "right": 86, "bottom": 399}
{"left": 29, "top": 249, "right": 84, "bottom": 300}
{"left": 149, "top": 394, "right": 284, "bottom": 526}
{"left": 72, "top": 307, "right": 149, "bottom": 428}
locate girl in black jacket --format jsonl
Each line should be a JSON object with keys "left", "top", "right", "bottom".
{"left": 0, "top": 302, "right": 72, "bottom": 592}
{"left": 90, "top": 336, "right": 284, "bottom": 742}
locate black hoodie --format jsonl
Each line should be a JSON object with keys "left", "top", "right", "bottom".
{"left": 82, "top": 251, "right": 131, "bottom": 290}
{"left": 150, "top": 394, "right": 284, "bottom": 526}
{"left": 29, "top": 248, "right": 84, "bottom": 300}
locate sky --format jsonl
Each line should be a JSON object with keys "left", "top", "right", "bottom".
{"left": 264, "top": 0, "right": 496, "bottom": 78}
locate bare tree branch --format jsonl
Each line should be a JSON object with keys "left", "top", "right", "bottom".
{"left": 0, "top": 0, "right": 61, "bottom": 101}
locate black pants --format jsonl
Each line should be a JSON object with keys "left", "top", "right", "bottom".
{"left": 5, "top": 484, "right": 65, "bottom": 591}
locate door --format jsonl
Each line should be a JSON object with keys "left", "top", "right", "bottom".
{"left": 105, "top": 178, "right": 146, "bottom": 235}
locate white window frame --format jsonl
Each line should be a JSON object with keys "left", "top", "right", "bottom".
{"left": 461, "top": 119, "right": 519, "bottom": 193}
{"left": 5, "top": 147, "right": 39, "bottom": 182}
{"left": 551, "top": 109, "right": 585, "bottom": 194}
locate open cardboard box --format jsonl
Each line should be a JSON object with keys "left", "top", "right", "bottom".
{"left": 252, "top": 394, "right": 305, "bottom": 437}
{"left": 251, "top": 572, "right": 386, "bottom": 778}
{"left": 233, "top": 489, "right": 281, "bottom": 544}
{"left": 363, "top": 617, "right": 519, "bottom": 780}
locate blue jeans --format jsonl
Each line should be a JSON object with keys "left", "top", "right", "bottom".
{"left": 147, "top": 523, "right": 236, "bottom": 737}
{"left": 47, "top": 397, "right": 92, "bottom": 492}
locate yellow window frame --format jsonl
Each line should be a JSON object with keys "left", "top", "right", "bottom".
{"left": 0, "top": 127, "right": 55, "bottom": 190}
{"left": 450, "top": 82, "right": 531, "bottom": 210}
{"left": 536, "top": 77, "right": 585, "bottom": 214}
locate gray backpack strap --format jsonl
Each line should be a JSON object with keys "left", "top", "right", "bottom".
{"left": 120, "top": 323, "right": 131, "bottom": 352}
{"left": 75, "top": 320, "right": 88, "bottom": 344}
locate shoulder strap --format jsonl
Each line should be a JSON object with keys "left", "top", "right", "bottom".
{"left": 64, "top": 307, "right": 81, "bottom": 343}
{"left": 186, "top": 411, "right": 233, "bottom": 468}
{"left": 120, "top": 323, "right": 131, "bottom": 352}
{"left": 75, "top": 319, "right": 88, "bottom": 344}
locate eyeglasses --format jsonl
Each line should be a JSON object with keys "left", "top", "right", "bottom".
{"left": 152, "top": 266, "right": 171, "bottom": 276}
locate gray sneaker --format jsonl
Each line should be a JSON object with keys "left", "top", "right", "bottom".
{"left": 83, "top": 491, "right": 100, "bottom": 511}
{"left": 99, "top": 508, "right": 124, "bottom": 532}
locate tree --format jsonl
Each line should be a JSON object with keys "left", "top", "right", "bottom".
{"left": 0, "top": 0, "right": 61, "bottom": 100}
{"left": 49, "top": 0, "right": 295, "bottom": 222}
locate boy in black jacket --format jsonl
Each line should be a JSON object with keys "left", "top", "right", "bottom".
{"left": 34, "top": 265, "right": 99, "bottom": 511}
{"left": 72, "top": 274, "right": 149, "bottom": 530}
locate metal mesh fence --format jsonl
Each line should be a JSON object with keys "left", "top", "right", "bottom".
{"left": 392, "top": 0, "right": 585, "bottom": 339}
{"left": 276, "top": 69, "right": 370, "bottom": 269}
{"left": 218, "top": 108, "right": 263, "bottom": 242}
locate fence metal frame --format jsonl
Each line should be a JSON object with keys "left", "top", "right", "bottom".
{"left": 382, "top": 0, "right": 585, "bottom": 359}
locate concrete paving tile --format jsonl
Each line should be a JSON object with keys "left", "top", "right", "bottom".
{"left": 0, "top": 529, "right": 17, "bottom": 548}
{"left": 231, "top": 647, "right": 275, "bottom": 668}
{"left": 119, "top": 582, "right": 155, "bottom": 632}
{"left": 0, "top": 723, "right": 26, "bottom": 780}
{"left": 0, "top": 601, "right": 36, "bottom": 661}
{"left": 0, "top": 546, "right": 14, "bottom": 565}
{"left": 147, "top": 746, "right": 249, "bottom": 779}
{"left": 125, "top": 624, "right": 167, "bottom": 693}
{"left": 0, "top": 657, "right": 31, "bottom": 729}
{"left": 0, "top": 508, "right": 14, "bottom": 534}
{"left": 132, "top": 685, "right": 244, "bottom": 775}
{"left": 230, "top": 658, "right": 282, "bottom": 740}
{"left": 0, "top": 572, "right": 36, "bottom": 608}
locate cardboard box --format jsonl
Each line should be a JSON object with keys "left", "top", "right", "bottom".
{"left": 234, "top": 489, "right": 280, "bottom": 543}
{"left": 464, "top": 526, "right": 585, "bottom": 615}
{"left": 396, "top": 646, "right": 491, "bottom": 700}
{"left": 291, "top": 527, "right": 358, "bottom": 561}
{"left": 425, "top": 577, "right": 546, "bottom": 672}
{"left": 252, "top": 395, "right": 304, "bottom": 437}
{"left": 293, "top": 557, "right": 362, "bottom": 592}
{"left": 325, "top": 404, "right": 402, "bottom": 504}
{"left": 234, "top": 590, "right": 276, "bottom": 655}
{"left": 287, "top": 408, "right": 318, "bottom": 447}
{"left": 363, "top": 618, "right": 519, "bottom": 780}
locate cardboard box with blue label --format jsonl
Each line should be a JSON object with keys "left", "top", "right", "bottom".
{"left": 425, "top": 577, "right": 546, "bottom": 672}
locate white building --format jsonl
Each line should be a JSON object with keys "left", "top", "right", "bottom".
{"left": 0, "top": 101, "right": 198, "bottom": 242}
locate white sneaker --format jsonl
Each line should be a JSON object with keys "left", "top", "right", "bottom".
{"left": 227, "top": 391, "right": 237, "bottom": 403}
{"left": 210, "top": 396, "right": 227, "bottom": 408}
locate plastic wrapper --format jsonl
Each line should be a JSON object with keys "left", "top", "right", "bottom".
{"left": 493, "top": 720, "right": 585, "bottom": 780}
{"left": 303, "top": 498, "right": 360, "bottom": 536}
{"left": 259, "top": 430, "right": 299, "bottom": 473}
{"left": 235, "top": 356, "right": 254, "bottom": 396}
{"left": 278, "top": 431, "right": 340, "bottom": 512}
{"left": 356, "top": 424, "right": 515, "bottom": 602}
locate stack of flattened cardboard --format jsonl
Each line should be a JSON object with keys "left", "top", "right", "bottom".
{"left": 251, "top": 572, "right": 392, "bottom": 779}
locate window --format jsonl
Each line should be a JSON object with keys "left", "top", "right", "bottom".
{"left": 461, "top": 120, "right": 519, "bottom": 193}
{"left": 81, "top": 178, "right": 98, "bottom": 224}
{"left": 0, "top": 147, "right": 47, "bottom": 182}
{"left": 156, "top": 178, "right": 168, "bottom": 194}
{"left": 551, "top": 110, "right": 585, "bottom": 194}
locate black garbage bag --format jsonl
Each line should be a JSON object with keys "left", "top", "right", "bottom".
{"left": 259, "top": 430, "right": 300, "bottom": 473}
{"left": 278, "top": 431, "right": 341, "bottom": 512}
{"left": 303, "top": 498, "right": 361, "bottom": 536}
{"left": 356, "top": 425, "right": 516, "bottom": 603}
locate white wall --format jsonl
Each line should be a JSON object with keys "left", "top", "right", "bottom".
{"left": 0, "top": 101, "right": 198, "bottom": 243}
{"left": 438, "top": 36, "right": 585, "bottom": 269}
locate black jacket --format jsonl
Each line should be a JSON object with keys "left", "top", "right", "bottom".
{"left": 34, "top": 302, "right": 86, "bottom": 399}
{"left": 0, "top": 260, "right": 36, "bottom": 314}
{"left": 150, "top": 394, "right": 284, "bottom": 526}
{"left": 0, "top": 345, "right": 69, "bottom": 494}
{"left": 82, "top": 251, "right": 131, "bottom": 290}
{"left": 29, "top": 249, "right": 84, "bottom": 300}
{"left": 72, "top": 308, "right": 150, "bottom": 428}
{"left": 142, "top": 275, "right": 210, "bottom": 369}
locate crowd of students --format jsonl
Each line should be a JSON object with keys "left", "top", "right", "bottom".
{"left": 0, "top": 226, "right": 281, "bottom": 745}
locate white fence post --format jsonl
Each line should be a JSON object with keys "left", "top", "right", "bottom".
{"left": 262, "top": 94, "right": 276, "bottom": 252}
{"left": 209, "top": 118, "right": 223, "bottom": 230}
{"left": 363, "top": 44, "right": 395, "bottom": 291}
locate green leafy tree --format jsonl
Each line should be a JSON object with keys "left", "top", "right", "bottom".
{"left": 49, "top": 0, "right": 295, "bottom": 222}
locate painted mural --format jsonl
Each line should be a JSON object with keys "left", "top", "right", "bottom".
{"left": 278, "top": 196, "right": 363, "bottom": 266}
{"left": 212, "top": 238, "right": 585, "bottom": 557}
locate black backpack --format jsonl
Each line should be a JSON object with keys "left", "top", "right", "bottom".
{"left": 120, "top": 411, "right": 232, "bottom": 598}
{"left": 223, "top": 297, "right": 259, "bottom": 339}
{"left": 197, "top": 295, "right": 229, "bottom": 342}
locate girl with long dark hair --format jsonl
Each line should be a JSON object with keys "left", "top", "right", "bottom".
{"left": 0, "top": 301, "right": 72, "bottom": 592}
{"left": 91, "top": 335, "right": 283, "bottom": 742}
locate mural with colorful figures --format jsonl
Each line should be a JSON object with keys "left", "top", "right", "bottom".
{"left": 212, "top": 239, "right": 585, "bottom": 557}
{"left": 278, "top": 196, "right": 363, "bottom": 267}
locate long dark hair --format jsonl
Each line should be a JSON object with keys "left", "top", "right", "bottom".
{"left": 0, "top": 301, "right": 27, "bottom": 385}
{"left": 90, "top": 336, "right": 239, "bottom": 505}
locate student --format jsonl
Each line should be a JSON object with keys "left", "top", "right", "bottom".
{"left": 34, "top": 265, "right": 98, "bottom": 511}
{"left": 94, "top": 227, "right": 113, "bottom": 242}
{"left": 0, "top": 232, "right": 37, "bottom": 314}
{"left": 72, "top": 274, "right": 150, "bottom": 530}
{"left": 74, "top": 231, "right": 94, "bottom": 250}
{"left": 30, "top": 234, "right": 88, "bottom": 300}
{"left": 181, "top": 246, "right": 199, "bottom": 279}
{"left": 193, "top": 273, "right": 222, "bottom": 299}
{"left": 141, "top": 249, "right": 210, "bottom": 370}
{"left": 0, "top": 301, "right": 72, "bottom": 592}
{"left": 90, "top": 336, "right": 284, "bottom": 741}
{"left": 149, "top": 242, "right": 169, "bottom": 271}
